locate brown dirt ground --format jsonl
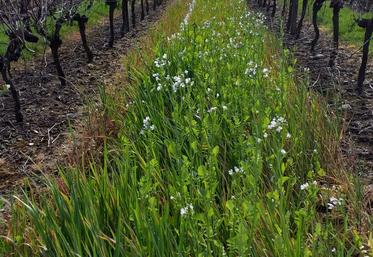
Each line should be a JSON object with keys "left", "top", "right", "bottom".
{"left": 0, "top": 1, "right": 171, "bottom": 196}
{"left": 256, "top": 5, "right": 373, "bottom": 184}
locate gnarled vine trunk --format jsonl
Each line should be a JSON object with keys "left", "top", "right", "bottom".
{"left": 141, "top": 0, "right": 145, "bottom": 20}
{"left": 1, "top": 58, "right": 23, "bottom": 122}
{"left": 328, "top": 0, "right": 343, "bottom": 67}
{"left": 311, "top": 0, "right": 326, "bottom": 51}
{"left": 296, "top": 0, "right": 308, "bottom": 38}
{"left": 131, "top": 0, "right": 136, "bottom": 28}
{"left": 357, "top": 18, "right": 373, "bottom": 94}
{"left": 289, "top": 0, "right": 298, "bottom": 34}
{"left": 107, "top": 2, "right": 117, "bottom": 47}
{"left": 50, "top": 21, "right": 66, "bottom": 86}
{"left": 73, "top": 14, "right": 93, "bottom": 62}
{"left": 121, "top": 0, "right": 130, "bottom": 36}
{"left": 145, "top": 0, "right": 149, "bottom": 14}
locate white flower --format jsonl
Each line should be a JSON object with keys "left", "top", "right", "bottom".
{"left": 263, "top": 68, "right": 270, "bottom": 78}
{"left": 280, "top": 149, "right": 286, "bottom": 155}
{"left": 286, "top": 133, "right": 291, "bottom": 138}
{"left": 327, "top": 197, "right": 343, "bottom": 210}
{"left": 141, "top": 116, "right": 155, "bottom": 134}
{"left": 331, "top": 248, "right": 336, "bottom": 253}
{"left": 180, "top": 203, "right": 194, "bottom": 216}
{"left": 300, "top": 182, "right": 309, "bottom": 190}
{"left": 180, "top": 207, "right": 187, "bottom": 216}
{"left": 207, "top": 107, "right": 217, "bottom": 113}
{"left": 268, "top": 116, "right": 287, "bottom": 131}
{"left": 263, "top": 132, "right": 268, "bottom": 138}
{"left": 222, "top": 105, "right": 228, "bottom": 110}
{"left": 228, "top": 166, "right": 244, "bottom": 175}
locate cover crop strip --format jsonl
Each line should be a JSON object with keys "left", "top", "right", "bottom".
{"left": 2, "top": 0, "right": 370, "bottom": 256}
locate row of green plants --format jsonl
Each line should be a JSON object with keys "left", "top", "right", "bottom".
{"left": 1, "top": 0, "right": 372, "bottom": 256}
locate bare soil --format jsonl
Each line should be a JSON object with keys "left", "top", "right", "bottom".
{"left": 258, "top": 6, "right": 373, "bottom": 184}
{"left": 0, "top": 1, "right": 170, "bottom": 195}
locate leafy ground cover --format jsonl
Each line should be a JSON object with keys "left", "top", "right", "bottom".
{"left": 1, "top": 0, "right": 371, "bottom": 256}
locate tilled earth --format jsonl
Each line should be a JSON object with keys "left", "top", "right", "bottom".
{"left": 0, "top": 2, "right": 170, "bottom": 195}
{"left": 260, "top": 7, "right": 373, "bottom": 183}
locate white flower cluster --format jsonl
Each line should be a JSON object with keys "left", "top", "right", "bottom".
{"left": 180, "top": 203, "right": 194, "bottom": 216}
{"left": 167, "top": 32, "right": 181, "bottom": 42}
{"left": 207, "top": 106, "right": 218, "bottom": 113}
{"left": 245, "top": 61, "right": 258, "bottom": 78}
{"left": 152, "top": 73, "right": 163, "bottom": 91}
{"left": 360, "top": 245, "right": 369, "bottom": 257}
{"left": 262, "top": 68, "right": 270, "bottom": 78}
{"left": 268, "top": 116, "right": 286, "bottom": 133}
{"left": 300, "top": 181, "right": 317, "bottom": 190}
{"left": 203, "top": 20, "right": 211, "bottom": 29}
{"left": 140, "top": 116, "right": 155, "bottom": 135}
{"left": 327, "top": 197, "right": 343, "bottom": 210}
{"left": 181, "top": 0, "right": 196, "bottom": 30}
{"left": 256, "top": 13, "right": 266, "bottom": 25}
{"left": 228, "top": 166, "right": 244, "bottom": 176}
{"left": 229, "top": 37, "right": 243, "bottom": 49}
{"left": 171, "top": 72, "right": 194, "bottom": 92}
{"left": 154, "top": 53, "right": 169, "bottom": 68}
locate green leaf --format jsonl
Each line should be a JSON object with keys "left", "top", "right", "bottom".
{"left": 317, "top": 168, "right": 326, "bottom": 177}
{"left": 208, "top": 207, "right": 215, "bottom": 217}
{"left": 198, "top": 166, "right": 205, "bottom": 177}
{"left": 226, "top": 200, "right": 235, "bottom": 212}
{"left": 191, "top": 141, "right": 198, "bottom": 153}
{"left": 212, "top": 146, "right": 219, "bottom": 156}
